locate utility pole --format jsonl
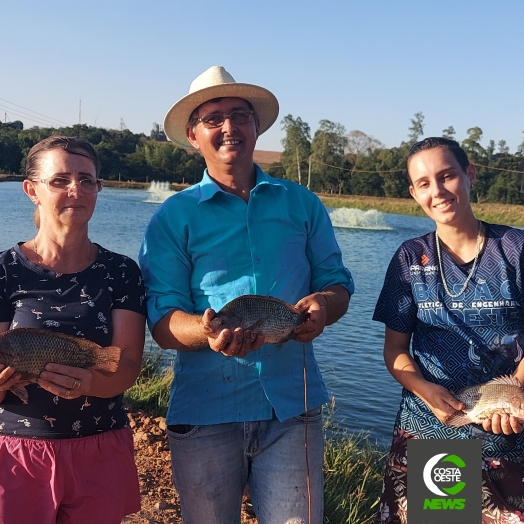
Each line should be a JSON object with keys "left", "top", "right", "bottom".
{"left": 79, "top": 100, "right": 81, "bottom": 125}
{"left": 307, "top": 156, "right": 312, "bottom": 190}
{"left": 296, "top": 148, "right": 301, "bottom": 185}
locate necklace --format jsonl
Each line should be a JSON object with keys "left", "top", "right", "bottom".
{"left": 435, "top": 220, "right": 482, "bottom": 298}
{"left": 33, "top": 238, "right": 92, "bottom": 269}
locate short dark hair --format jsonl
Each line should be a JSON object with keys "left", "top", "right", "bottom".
{"left": 187, "top": 98, "right": 257, "bottom": 128}
{"left": 406, "top": 137, "right": 470, "bottom": 182}
{"left": 26, "top": 135, "right": 101, "bottom": 181}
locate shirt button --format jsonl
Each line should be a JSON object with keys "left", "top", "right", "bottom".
{"left": 255, "top": 258, "right": 260, "bottom": 264}
{"left": 248, "top": 219, "right": 252, "bottom": 224}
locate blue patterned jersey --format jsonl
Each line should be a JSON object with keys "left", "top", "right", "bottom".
{"left": 373, "top": 223, "right": 524, "bottom": 457}
{"left": 0, "top": 244, "right": 146, "bottom": 438}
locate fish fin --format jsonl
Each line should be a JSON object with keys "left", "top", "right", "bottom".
{"left": 246, "top": 318, "right": 266, "bottom": 334}
{"left": 445, "top": 411, "right": 472, "bottom": 427}
{"left": 486, "top": 375, "right": 521, "bottom": 387}
{"left": 10, "top": 385, "right": 29, "bottom": 404}
{"left": 91, "top": 346, "right": 121, "bottom": 373}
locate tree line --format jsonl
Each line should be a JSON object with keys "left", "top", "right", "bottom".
{"left": 2, "top": 116, "right": 524, "bottom": 204}
{"left": 0, "top": 122, "right": 206, "bottom": 185}
{"left": 270, "top": 112, "right": 524, "bottom": 204}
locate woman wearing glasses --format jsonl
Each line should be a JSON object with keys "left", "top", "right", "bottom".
{"left": 0, "top": 136, "right": 146, "bottom": 524}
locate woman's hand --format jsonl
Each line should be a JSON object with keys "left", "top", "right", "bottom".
{"left": 0, "top": 365, "right": 27, "bottom": 391}
{"left": 416, "top": 382, "right": 466, "bottom": 424}
{"left": 37, "top": 364, "right": 93, "bottom": 400}
{"left": 482, "top": 414, "right": 524, "bottom": 435}
{"left": 0, "top": 364, "right": 31, "bottom": 403}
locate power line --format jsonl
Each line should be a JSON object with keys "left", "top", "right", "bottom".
{"left": 0, "top": 97, "right": 71, "bottom": 126}
{"left": 0, "top": 104, "right": 66, "bottom": 128}
{"left": 281, "top": 156, "right": 524, "bottom": 175}
{"left": 471, "top": 163, "right": 524, "bottom": 174}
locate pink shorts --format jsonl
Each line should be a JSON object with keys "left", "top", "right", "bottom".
{"left": 0, "top": 426, "right": 140, "bottom": 524}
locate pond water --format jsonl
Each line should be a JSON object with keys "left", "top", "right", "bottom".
{"left": 0, "top": 181, "right": 436, "bottom": 444}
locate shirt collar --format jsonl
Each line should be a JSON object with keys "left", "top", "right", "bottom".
{"left": 197, "top": 164, "right": 287, "bottom": 204}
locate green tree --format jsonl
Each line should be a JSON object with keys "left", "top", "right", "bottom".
{"left": 266, "top": 162, "right": 285, "bottom": 179}
{"left": 280, "top": 115, "right": 311, "bottom": 184}
{"left": 461, "top": 127, "right": 486, "bottom": 161}
{"left": 377, "top": 147, "right": 410, "bottom": 198}
{"left": 345, "top": 130, "right": 384, "bottom": 168}
{"left": 486, "top": 140, "right": 496, "bottom": 163}
{"left": 442, "top": 126, "right": 456, "bottom": 140}
{"left": 310, "top": 120, "right": 349, "bottom": 194}
{"left": 498, "top": 139, "right": 509, "bottom": 156}
{"left": 407, "top": 112, "right": 425, "bottom": 144}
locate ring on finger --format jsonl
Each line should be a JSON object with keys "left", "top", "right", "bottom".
{"left": 72, "top": 379, "right": 81, "bottom": 390}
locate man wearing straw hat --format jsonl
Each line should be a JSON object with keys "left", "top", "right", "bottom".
{"left": 139, "top": 66, "right": 354, "bottom": 523}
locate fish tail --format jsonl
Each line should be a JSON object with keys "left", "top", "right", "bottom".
{"left": 91, "top": 346, "right": 121, "bottom": 373}
{"left": 10, "top": 385, "right": 29, "bottom": 404}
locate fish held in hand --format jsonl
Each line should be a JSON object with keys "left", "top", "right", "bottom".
{"left": 0, "top": 328, "right": 121, "bottom": 403}
{"left": 205, "top": 295, "right": 308, "bottom": 345}
{"left": 446, "top": 375, "right": 524, "bottom": 427}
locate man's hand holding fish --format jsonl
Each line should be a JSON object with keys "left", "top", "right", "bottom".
{"left": 293, "top": 287, "right": 349, "bottom": 344}
{"left": 202, "top": 308, "right": 265, "bottom": 358}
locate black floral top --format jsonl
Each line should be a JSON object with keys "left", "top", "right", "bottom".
{"left": 0, "top": 243, "right": 146, "bottom": 438}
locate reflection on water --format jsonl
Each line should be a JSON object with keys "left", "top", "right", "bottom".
{"left": 328, "top": 207, "right": 392, "bottom": 230}
{"left": 0, "top": 182, "right": 437, "bottom": 445}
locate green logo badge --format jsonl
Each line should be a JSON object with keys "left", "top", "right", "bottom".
{"left": 423, "top": 453, "right": 466, "bottom": 496}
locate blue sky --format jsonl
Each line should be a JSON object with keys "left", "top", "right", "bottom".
{"left": 2, "top": 1, "right": 524, "bottom": 153}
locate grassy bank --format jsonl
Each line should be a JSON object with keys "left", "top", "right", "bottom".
{"left": 124, "top": 352, "right": 386, "bottom": 524}
{"left": 319, "top": 193, "right": 524, "bottom": 227}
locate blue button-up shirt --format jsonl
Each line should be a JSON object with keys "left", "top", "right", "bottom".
{"left": 139, "top": 165, "right": 354, "bottom": 424}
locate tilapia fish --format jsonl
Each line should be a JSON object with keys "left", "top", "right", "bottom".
{"left": 446, "top": 375, "right": 524, "bottom": 427}
{"left": 205, "top": 295, "right": 308, "bottom": 345}
{"left": 0, "top": 328, "right": 121, "bottom": 403}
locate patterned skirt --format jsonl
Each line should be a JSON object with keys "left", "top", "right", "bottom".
{"left": 375, "top": 427, "right": 524, "bottom": 524}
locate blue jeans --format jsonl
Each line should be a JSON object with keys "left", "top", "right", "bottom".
{"left": 166, "top": 407, "right": 324, "bottom": 524}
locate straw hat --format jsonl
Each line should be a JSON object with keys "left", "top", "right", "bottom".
{"left": 163, "top": 66, "right": 279, "bottom": 148}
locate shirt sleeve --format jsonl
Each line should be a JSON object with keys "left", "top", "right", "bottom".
{"left": 372, "top": 244, "right": 417, "bottom": 333}
{"left": 305, "top": 194, "right": 354, "bottom": 295}
{"left": 139, "top": 203, "right": 194, "bottom": 330}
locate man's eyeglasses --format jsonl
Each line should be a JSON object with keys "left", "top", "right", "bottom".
{"left": 195, "top": 110, "right": 254, "bottom": 129}
{"left": 39, "top": 177, "right": 103, "bottom": 194}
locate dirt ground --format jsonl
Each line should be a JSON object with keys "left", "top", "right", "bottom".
{"left": 121, "top": 411, "right": 257, "bottom": 524}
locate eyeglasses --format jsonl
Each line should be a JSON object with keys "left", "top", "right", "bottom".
{"left": 39, "top": 176, "right": 102, "bottom": 194}
{"left": 195, "top": 110, "right": 254, "bottom": 129}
